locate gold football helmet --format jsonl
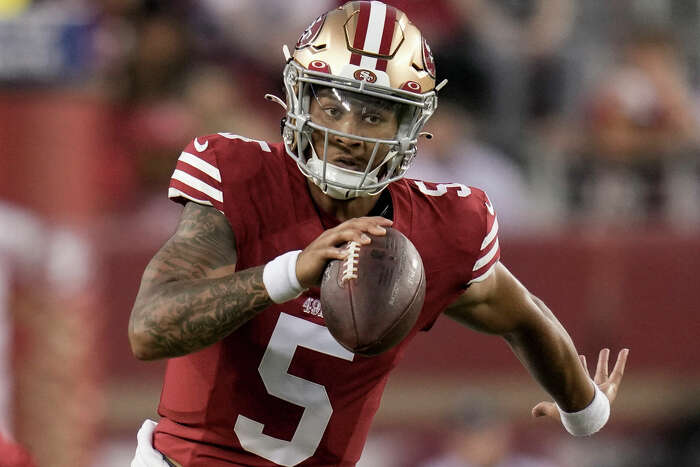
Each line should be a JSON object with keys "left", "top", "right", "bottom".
{"left": 277, "top": 1, "right": 446, "bottom": 199}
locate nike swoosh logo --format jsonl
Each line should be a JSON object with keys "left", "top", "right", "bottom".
{"left": 194, "top": 138, "right": 208, "bottom": 152}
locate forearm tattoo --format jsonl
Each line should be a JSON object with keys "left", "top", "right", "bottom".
{"left": 130, "top": 203, "right": 272, "bottom": 359}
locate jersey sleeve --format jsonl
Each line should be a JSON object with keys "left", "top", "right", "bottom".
{"left": 468, "top": 191, "right": 500, "bottom": 285}
{"left": 168, "top": 137, "right": 224, "bottom": 213}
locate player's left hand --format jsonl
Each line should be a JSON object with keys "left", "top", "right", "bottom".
{"left": 531, "top": 348, "right": 630, "bottom": 420}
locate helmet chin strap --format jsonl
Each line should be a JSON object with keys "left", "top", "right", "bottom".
{"left": 306, "top": 143, "right": 389, "bottom": 200}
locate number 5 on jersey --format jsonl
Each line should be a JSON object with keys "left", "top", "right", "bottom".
{"left": 234, "top": 313, "right": 354, "bottom": 466}
{"left": 414, "top": 181, "right": 471, "bottom": 198}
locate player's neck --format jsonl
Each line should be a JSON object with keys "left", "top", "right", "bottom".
{"left": 307, "top": 180, "right": 379, "bottom": 222}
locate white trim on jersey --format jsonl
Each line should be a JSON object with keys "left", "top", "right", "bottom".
{"left": 473, "top": 238, "right": 500, "bottom": 271}
{"left": 168, "top": 188, "right": 224, "bottom": 215}
{"left": 480, "top": 217, "right": 499, "bottom": 250}
{"left": 217, "top": 133, "right": 271, "bottom": 152}
{"left": 468, "top": 262, "right": 498, "bottom": 284}
{"left": 167, "top": 187, "right": 212, "bottom": 206}
{"left": 359, "top": 1, "right": 387, "bottom": 69}
{"left": 178, "top": 151, "right": 221, "bottom": 182}
{"left": 171, "top": 170, "right": 223, "bottom": 203}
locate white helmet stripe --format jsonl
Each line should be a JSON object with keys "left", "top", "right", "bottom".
{"left": 351, "top": 1, "right": 388, "bottom": 70}
{"left": 365, "top": 2, "right": 387, "bottom": 54}
{"left": 359, "top": 55, "right": 378, "bottom": 69}
{"left": 361, "top": 2, "right": 387, "bottom": 65}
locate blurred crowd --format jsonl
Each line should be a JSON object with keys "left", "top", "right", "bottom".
{"left": 3, "top": 0, "right": 700, "bottom": 234}
{"left": 2, "top": 0, "right": 700, "bottom": 466}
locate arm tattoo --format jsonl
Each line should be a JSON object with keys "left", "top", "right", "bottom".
{"left": 129, "top": 203, "right": 272, "bottom": 359}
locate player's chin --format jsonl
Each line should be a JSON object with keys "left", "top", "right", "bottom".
{"left": 330, "top": 160, "right": 365, "bottom": 171}
{"left": 330, "top": 154, "right": 387, "bottom": 173}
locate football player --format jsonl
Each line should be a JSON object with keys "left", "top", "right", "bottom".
{"left": 129, "top": 2, "right": 628, "bottom": 466}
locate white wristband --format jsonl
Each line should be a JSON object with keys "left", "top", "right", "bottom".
{"left": 263, "top": 250, "right": 306, "bottom": 304}
{"left": 557, "top": 383, "right": 610, "bottom": 436}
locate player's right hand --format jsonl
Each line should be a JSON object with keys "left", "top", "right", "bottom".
{"left": 296, "top": 216, "right": 393, "bottom": 289}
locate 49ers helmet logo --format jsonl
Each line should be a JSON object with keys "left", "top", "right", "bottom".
{"left": 296, "top": 14, "right": 326, "bottom": 49}
{"left": 353, "top": 69, "right": 377, "bottom": 83}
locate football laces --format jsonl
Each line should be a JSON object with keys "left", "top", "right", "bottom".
{"left": 341, "top": 242, "right": 360, "bottom": 282}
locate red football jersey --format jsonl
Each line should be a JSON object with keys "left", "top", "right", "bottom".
{"left": 157, "top": 134, "right": 500, "bottom": 466}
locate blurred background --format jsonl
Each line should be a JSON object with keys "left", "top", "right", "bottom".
{"left": 1, "top": 0, "right": 699, "bottom": 466}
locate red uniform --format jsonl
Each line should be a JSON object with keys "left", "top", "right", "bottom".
{"left": 157, "top": 134, "right": 500, "bottom": 466}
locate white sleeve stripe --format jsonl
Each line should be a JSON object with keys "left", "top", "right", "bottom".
{"left": 168, "top": 187, "right": 213, "bottom": 206}
{"left": 168, "top": 188, "right": 225, "bottom": 214}
{"left": 468, "top": 261, "right": 498, "bottom": 284}
{"left": 171, "top": 170, "right": 223, "bottom": 202}
{"left": 480, "top": 217, "right": 499, "bottom": 250}
{"left": 178, "top": 151, "right": 221, "bottom": 182}
{"left": 217, "top": 133, "right": 271, "bottom": 152}
{"left": 473, "top": 238, "right": 499, "bottom": 271}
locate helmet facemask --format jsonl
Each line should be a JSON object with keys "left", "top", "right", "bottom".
{"left": 282, "top": 61, "right": 436, "bottom": 200}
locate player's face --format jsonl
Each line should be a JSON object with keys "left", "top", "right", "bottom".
{"left": 309, "top": 87, "right": 400, "bottom": 172}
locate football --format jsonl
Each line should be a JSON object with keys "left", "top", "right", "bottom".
{"left": 320, "top": 228, "right": 426, "bottom": 356}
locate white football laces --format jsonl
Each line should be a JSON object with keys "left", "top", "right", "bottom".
{"left": 341, "top": 242, "right": 360, "bottom": 282}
